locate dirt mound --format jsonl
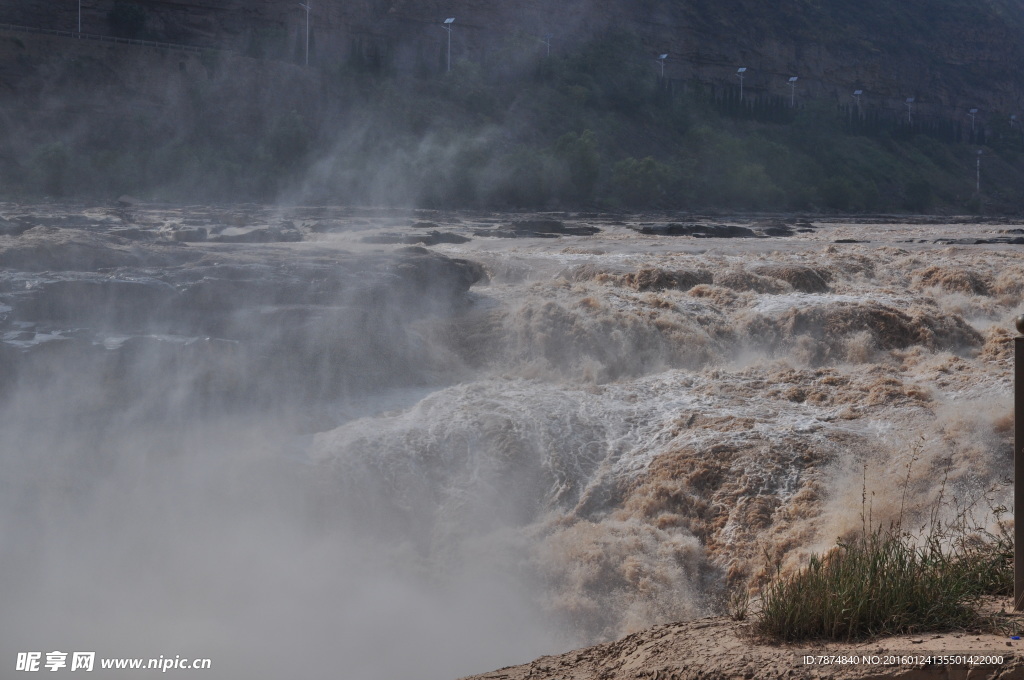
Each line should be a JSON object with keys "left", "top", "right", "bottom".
{"left": 461, "top": 614, "right": 1024, "bottom": 680}
{"left": 752, "top": 265, "right": 831, "bottom": 293}
{"left": 912, "top": 265, "right": 991, "bottom": 295}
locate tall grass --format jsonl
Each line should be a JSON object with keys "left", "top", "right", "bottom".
{"left": 756, "top": 466, "right": 1013, "bottom": 642}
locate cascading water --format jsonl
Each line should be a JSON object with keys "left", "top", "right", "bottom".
{"left": 0, "top": 206, "right": 1017, "bottom": 678}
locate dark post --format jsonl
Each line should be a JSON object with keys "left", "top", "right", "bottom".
{"left": 1016, "top": 315, "right": 1024, "bottom": 609}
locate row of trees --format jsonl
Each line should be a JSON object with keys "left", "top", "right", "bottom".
{"left": 8, "top": 30, "right": 1024, "bottom": 211}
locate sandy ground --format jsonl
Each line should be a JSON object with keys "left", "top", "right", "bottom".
{"left": 462, "top": 603, "right": 1024, "bottom": 680}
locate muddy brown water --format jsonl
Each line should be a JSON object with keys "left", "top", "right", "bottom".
{"left": 0, "top": 205, "right": 1020, "bottom": 679}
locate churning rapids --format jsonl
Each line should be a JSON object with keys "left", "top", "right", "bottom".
{"left": 0, "top": 204, "right": 1019, "bottom": 679}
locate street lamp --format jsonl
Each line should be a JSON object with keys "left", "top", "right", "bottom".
{"left": 787, "top": 76, "right": 797, "bottom": 107}
{"left": 905, "top": 97, "right": 914, "bottom": 124}
{"left": 976, "top": 148, "right": 982, "bottom": 193}
{"left": 442, "top": 17, "right": 455, "bottom": 72}
{"left": 736, "top": 67, "right": 746, "bottom": 101}
{"left": 298, "top": 3, "right": 311, "bottom": 66}
{"left": 969, "top": 108, "right": 978, "bottom": 134}
{"left": 852, "top": 89, "right": 862, "bottom": 116}
{"left": 656, "top": 53, "right": 668, "bottom": 78}
{"left": 539, "top": 33, "right": 553, "bottom": 57}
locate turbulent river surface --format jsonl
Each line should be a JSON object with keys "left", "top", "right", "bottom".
{"left": 0, "top": 204, "right": 1019, "bottom": 679}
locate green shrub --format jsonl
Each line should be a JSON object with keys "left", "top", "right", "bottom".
{"left": 611, "top": 156, "right": 676, "bottom": 207}
{"left": 553, "top": 130, "right": 600, "bottom": 201}
{"left": 758, "top": 524, "right": 976, "bottom": 641}
{"left": 558, "top": 31, "right": 656, "bottom": 114}
{"left": 757, "top": 481, "right": 1012, "bottom": 642}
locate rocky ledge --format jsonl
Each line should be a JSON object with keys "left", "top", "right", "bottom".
{"left": 0, "top": 205, "right": 485, "bottom": 423}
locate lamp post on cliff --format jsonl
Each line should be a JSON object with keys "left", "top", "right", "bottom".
{"left": 905, "top": 97, "right": 914, "bottom": 124}
{"left": 442, "top": 17, "right": 455, "bottom": 72}
{"left": 1015, "top": 314, "right": 1024, "bottom": 610}
{"left": 969, "top": 108, "right": 979, "bottom": 135}
{"left": 787, "top": 76, "right": 798, "bottom": 107}
{"left": 853, "top": 90, "right": 862, "bottom": 116}
{"left": 736, "top": 68, "right": 746, "bottom": 101}
{"left": 656, "top": 53, "right": 668, "bottom": 78}
{"left": 976, "top": 149, "right": 982, "bottom": 193}
{"left": 539, "top": 33, "right": 553, "bottom": 57}
{"left": 298, "top": 2, "right": 311, "bottom": 66}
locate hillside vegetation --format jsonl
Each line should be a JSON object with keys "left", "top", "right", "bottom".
{"left": 3, "top": 25, "right": 1024, "bottom": 212}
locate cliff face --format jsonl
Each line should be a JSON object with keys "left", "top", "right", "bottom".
{"left": 3, "top": 0, "right": 1024, "bottom": 119}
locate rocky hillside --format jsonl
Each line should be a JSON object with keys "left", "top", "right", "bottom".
{"left": 4, "top": 0, "right": 1024, "bottom": 118}
{"left": 4, "top": 1, "right": 1024, "bottom": 210}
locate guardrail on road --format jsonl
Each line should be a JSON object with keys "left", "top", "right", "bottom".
{"left": 0, "top": 22, "right": 229, "bottom": 55}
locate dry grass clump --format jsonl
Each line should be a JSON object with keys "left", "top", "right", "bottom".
{"left": 758, "top": 525, "right": 980, "bottom": 641}
{"left": 757, "top": 473, "right": 1012, "bottom": 642}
